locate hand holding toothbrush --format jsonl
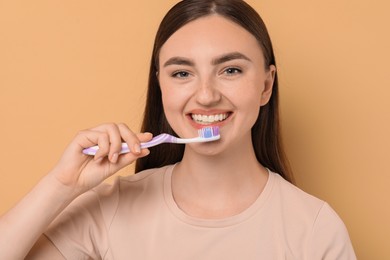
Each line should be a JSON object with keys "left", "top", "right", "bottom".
{"left": 49, "top": 123, "right": 219, "bottom": 197}
{"left": 49, "top": 123, "right": 152, "bottom": 196}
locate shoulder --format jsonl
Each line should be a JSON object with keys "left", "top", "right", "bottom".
{"left": 93, "top": 165, "right": 172, "bottom": 207}
{"left": 269, "top": 172, "right": 356, "bottom": 259}
{"left": 46, "top": 166, "right": 171, "bottom": 228}
{"left": 270, "top": 172, "right": 344, "bottom": 228}
{"left": 270, "top": 172, "right": 326, "bottom": 218}
{"left": 55, "top": 165, "right": 172, "bottom": 223}
{"left": 307, "top": 202, "right": 356, "bottom": 259}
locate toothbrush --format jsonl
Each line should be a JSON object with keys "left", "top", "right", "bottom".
{"left": 82, "top": 126, "right": 220, "bottom": 156}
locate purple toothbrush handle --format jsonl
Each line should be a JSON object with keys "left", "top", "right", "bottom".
{"left": 82, "top": 134, "right": 177, "bottom": 155}
{"left": 140, "top": 134, "right": 177, "bottom": 148}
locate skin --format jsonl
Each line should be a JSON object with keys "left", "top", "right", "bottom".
{"left": 158, "top": 15, "right": 275, "bottom": 218}
{"left": 0, "top": 14, "right": 275, "bottom": 259}
{"left": 0, "top": 124, "right": 152, "bottom": 259}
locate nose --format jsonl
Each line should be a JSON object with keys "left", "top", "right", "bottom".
{"left": 195, "top": 77, "right": 221, "bottom": 106}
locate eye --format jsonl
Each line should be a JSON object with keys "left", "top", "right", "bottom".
{"left": 172, "top": 71, "right": 190, "bottom": 78}
{"left": 223, "top": 67, "right": 242, "bottom": 76}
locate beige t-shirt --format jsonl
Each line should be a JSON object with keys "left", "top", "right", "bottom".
{"left": 45, "top": 165, "right": 356, "bottom": 259}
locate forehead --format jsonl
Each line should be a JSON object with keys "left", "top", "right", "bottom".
{"left": 159, "top": 15, "right": 264, "bottom": 62}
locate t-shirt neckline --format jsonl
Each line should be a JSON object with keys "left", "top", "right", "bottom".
{"left": 163, "top": 164, "right": 275, "bottom": 228}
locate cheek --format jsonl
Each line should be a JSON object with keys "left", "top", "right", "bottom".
{"left": 161, "top": 88, "right": 175, "bottom": 109}
{"left": 160, "top": 85, "right": 186, "bottom": 111}
{"left": 232, "top": 82, "right": 264, "bottom": 123}
{"left": 242, "top": 95, "right": 262, "bottom": 121}
{"left": 159, "top": 75, "right": 195, "bottom": 109}
{"left": 161, "top": 88, "right": 179, "bottom": 123}
{"left": 232, "top": 78, "right": 264, "bottom": 108}
{"left": 160, "top": 77, "right": 177, "bottom": 108}
{"left": 159, "top": 81, "right": 191, "bottom": 130}
{"left": 160, "top": 90, "right": 180, "bottom": 133}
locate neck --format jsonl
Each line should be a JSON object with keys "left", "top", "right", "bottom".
{"left": 178, "top": 134, "right": 267, "bottom": 181}
{"left": 171, "top": 139, "right": 269, "bottom": 218}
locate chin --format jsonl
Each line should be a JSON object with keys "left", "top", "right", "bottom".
{"left": 185, "top": 141, "right": 224, "bottom": 158}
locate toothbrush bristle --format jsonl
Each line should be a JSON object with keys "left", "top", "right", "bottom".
{"left": 212, "top": 126, "right": 220, "bottom": 136}
{"left": 198, "top": 126, "right": 220, "bottom": 138}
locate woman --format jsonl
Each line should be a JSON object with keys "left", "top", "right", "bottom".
{"left": 0, "top": 0, "right": 356, "bottom": 259}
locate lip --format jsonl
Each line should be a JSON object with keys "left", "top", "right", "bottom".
{"left": 186, "top": 109, "right": 233, "bottom": 129}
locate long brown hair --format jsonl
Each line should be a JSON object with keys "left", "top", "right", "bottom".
{"left": 135, "top": 0, "right": 293, "bottom": 183}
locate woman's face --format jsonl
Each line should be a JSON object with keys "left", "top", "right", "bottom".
{"left": 158, "top": 15, "right": 275, "bottom": 154}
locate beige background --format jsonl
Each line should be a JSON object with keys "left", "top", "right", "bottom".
{"left": 1, "top": 0, "right": 389, "bottom": 258}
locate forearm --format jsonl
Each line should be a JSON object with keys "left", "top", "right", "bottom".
{"left": 0, "top": 123, "right": 149, "bottom": 259}
{"left": 0, "top": 173, "right": 77, "bottom": 259}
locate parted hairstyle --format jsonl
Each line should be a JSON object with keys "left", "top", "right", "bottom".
{"left": 135, "top": 0, "right": 293, "bottom": 183}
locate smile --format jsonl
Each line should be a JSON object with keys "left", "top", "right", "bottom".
{"left": 191, "top": 113, "right": 230, "bottom": 125}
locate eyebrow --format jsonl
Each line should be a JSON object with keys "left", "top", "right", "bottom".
{"left": 212, "top": 52, "right": 251, "bottom": 65}
{"left": 163, "top": 57, "right": 195, "bottom": 67}
{"left": 162, "top": 52, "right": 252, "bottom": 68}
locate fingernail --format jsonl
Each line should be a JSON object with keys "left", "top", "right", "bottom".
{"left": 111, "top": 153, "right": 118, "bottom": 163}
{"left": 133, "top": 144, "right": 141, "bottom": 154}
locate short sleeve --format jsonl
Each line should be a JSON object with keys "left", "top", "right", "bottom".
{"left": 44, "top": 186, "right": 116, "bottom": 259}
{"left": 307, "top": 203, "right": 356, "bottom": 260}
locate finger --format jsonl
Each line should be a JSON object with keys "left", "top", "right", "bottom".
{"left": 112, "top": 148, "right": 151, "bottom": 172}
{"left": 94, "top": 133, "right": 110, "bottom": 161}
{"left": 117, "top": 123, "right": 144, "bottom": 155}
{"left": 136, "top": 132, "right": 153, "bottom": 143}
{"left": 73, "top": 129, "right": 108, "bottom": 153}
{"left": 70, "top": 129, "right": 110, "bottom": 160}
{"left": 90, "top": 123, "right": 123, "bottom": 163}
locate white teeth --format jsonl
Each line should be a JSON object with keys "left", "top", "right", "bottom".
{"left": 191, "top": 113, "right": 228, "bottom": 124}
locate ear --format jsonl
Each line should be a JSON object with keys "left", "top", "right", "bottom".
{"left": 260, "top": 65, "right": 276, "bottom": 106}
